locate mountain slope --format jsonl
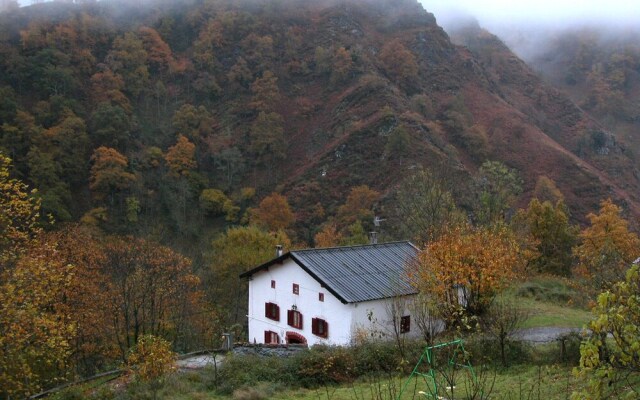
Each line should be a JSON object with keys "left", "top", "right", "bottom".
{"left": 0, "top": 0, "right": 638, "bottom": 246}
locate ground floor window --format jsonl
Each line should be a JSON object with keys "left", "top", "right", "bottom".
{"left": 400, "top": 315, "right": 411, "bottom": 333}
{"left": 264, "top": 330, "right": 279, "bottom": 344}
{"left": 312, "top": 317, "right": 328, "bottom": 338}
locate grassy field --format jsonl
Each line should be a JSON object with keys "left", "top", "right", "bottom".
{"left": 118, "top": 363, "right": 584, "bottom": 400}
{"left": 506, "top": 276, "right": 592, "bottom": 329}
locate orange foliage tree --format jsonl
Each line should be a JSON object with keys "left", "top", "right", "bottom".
{"left": 89, "top": 146, "right": 136, "bottom": 202}
{"left": 413, "top": 224, "right": 526, "bottom": 320}
{"left": 573, "top": 198, "right": 640, "bottom": 290}
{"left": 250, "top": 192, "right": 295, "bottom": 232}
{"left": 100, "top": 236, "right": 204, "bottom": 359}
{"left": 379, "top": 39, "right": 418, "bottom": 85}
{"left": 165, "top": 135, "right": 197, "bottom": 176}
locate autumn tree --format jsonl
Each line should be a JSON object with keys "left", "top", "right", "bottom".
{"left": 101, "top": 236, "right": 203, "bottom": 359}
{"left": 0, "top": 156, "right": 75, "bottom": 397}
{"left": 165, "top": 135, "right": 197, "bottom": 176}
{"left": 533, "top": 175, "right": 564, "bottom": 204}
{"left": 379, "top": 39, "right": 419, "bottom": 86}
{"left": 573, "top": 198, "right": 640, "bottom": 290}
{"left": 336, "top": 185, "right": 380, "bottom": 229}
{"left": 42, "top": 225, "right": 115, "bottom": 375}
{"left": 414, "top": 224, "right": 526, "bottom": 322}
{"left": 89, "top": 146, "right": 136, "bottom": 202}
{"left": 138, "top": 26, "right": 174, "bottom": 73}
{"left": 250, "top": 70, "right": 280, "bottom": 113}
{"left": 209, "top": 226, "right": 291, "bottom": 326}
{"left": 573, "top": 265, "right": 640, "bottom": 399}
{"left": 250, "top": 192, "right": 295, "bottom": 232}
{"left": 127, "top": 335, "right": 176, "bottom": 400}
{"left": 314, "top": 222, "right": 343, "bottom": 248}
{"left": 89, "top": 70, "right": 131, "bottom": 112}
{"left": 0, "top": 153, "right": 41, "bottom": 263}
{"left": 0, "top": 241, "right": 76, "bottom": 398}
{"left": 512, "top": 199, "right": 577, "bottom": 276}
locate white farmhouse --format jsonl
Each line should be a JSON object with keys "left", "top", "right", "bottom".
{"left": 239, "top": 241, "right": 420, "bottom": 346}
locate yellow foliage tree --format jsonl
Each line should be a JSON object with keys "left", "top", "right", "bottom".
{"left": 0, "top": 153, "right": 41, "bottom": 263}
{"left": 573, "top": 198, "right": 640, "bottom": 290}
{"left": 414, "top": 224, "right": 526, "bottom": 320}
{"left": 127, "top": 335, "right": 176, "bottom": 400}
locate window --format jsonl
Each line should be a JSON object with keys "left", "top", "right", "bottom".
{"left": 312, "top": 318, "right": 328, "bottom": 338}
{"left": 400, "top": 315, "right": 411, "bottom": 333}
{"left": 265, "top": 302, "right": 280, "bottom": 321}
{"left": 271, "top": 280, "right": 276, "bottom": 289}
{"left": 293, "top": 283, "right": 299, "bottom": 295}
{"left": 319, "top": 292, "right": 324, "bottom": 302}
{"left": 264, "top": 330, "right": 279, "bottom": 344}
{"left": 287, "top": 309, "right": 303, "bottom": 329}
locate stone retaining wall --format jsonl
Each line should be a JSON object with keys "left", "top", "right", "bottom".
{"left": 232, "top": 343, "right": 308, "bottom": 357}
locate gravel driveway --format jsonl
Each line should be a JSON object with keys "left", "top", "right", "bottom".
{"left": 514, "top": 327, "right": 585, "bottom": 343}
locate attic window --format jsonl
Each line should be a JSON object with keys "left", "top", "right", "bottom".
{"left": 312, "top": 318, "right": 328, "bottom": 338}
{"left": 265, "top": 302, "right": 280, "bottom": 321}
{"left": 287, "top": 309, "right": 303, "bottom": 329}
{"left": 319, "top": 293, "right": 324, "bottom": 302}
{"left": 400, "top": 315, "right": 411, "bottom": 334}
{"left": 293, "top": 283, "right": 299, "bottom": 295}
{"left": 271, "top": 280, "right": 276, "bottom": 289}
{"left": 264, "top": 330, "right": 279, "bottom": 344}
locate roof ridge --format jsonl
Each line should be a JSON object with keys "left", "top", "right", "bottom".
{"left": 291, "top": 240, "right": 413, "bottom": 253}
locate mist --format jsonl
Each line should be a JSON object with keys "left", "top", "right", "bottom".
{"left": 421, "top": 0, "right": 640, "bottom": 28}
{"left": 420, "top": 0, "right": 640, "bottom": 62}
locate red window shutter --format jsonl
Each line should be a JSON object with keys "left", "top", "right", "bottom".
{"left": 312, "top": 318, "right": 317, "bottom": 334}
{"left": 287, "top": 310, "right": 293, "bottom": 326}
{"left": 323, "top": 321, "right": 328, "bottom": 338}
{"left": 265, "top": 302, "right": 269, "bottom": 318}
{"left": 264, "top": 331, "right": 269, "bottom": 343}
{"left": 298, "top": 313, "right": 303, "bottom": 329}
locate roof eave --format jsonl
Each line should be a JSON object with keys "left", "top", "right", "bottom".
{"left": 238, "top": 252, "right": 290, "bottom": 279}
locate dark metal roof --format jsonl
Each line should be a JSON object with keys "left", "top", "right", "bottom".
{"left": 240, "top": 241, "right": 419, "bottom": 304}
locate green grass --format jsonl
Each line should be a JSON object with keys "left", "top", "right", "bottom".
{"left": 116, "top": 364, "right": 584, "bottom": 400}
{"left": 506, "top": 276, "right": 593, "bottom": 329}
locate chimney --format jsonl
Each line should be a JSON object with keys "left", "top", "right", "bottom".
{"left": 369, "top": 232, "right": 378, "bottom": 244}
{"left": 275, "top": 245, "right": 283, "bottom": 257}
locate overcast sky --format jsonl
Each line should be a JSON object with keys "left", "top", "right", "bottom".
{"left": 420, "top": 0, "right": 640, "bottom": 28}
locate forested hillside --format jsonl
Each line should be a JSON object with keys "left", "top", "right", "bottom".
{"left": 1, "top": 0, "right": 639, "bottom": 246}
{"left": 2, "top": 0, "right": 640, "bottom": 396}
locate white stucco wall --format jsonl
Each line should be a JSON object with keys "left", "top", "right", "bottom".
{"left": 247, "top": 258, "right": 354, "bottom": 346}
{"left": 351, "top": 295, "right": 421, "bottom": 342}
